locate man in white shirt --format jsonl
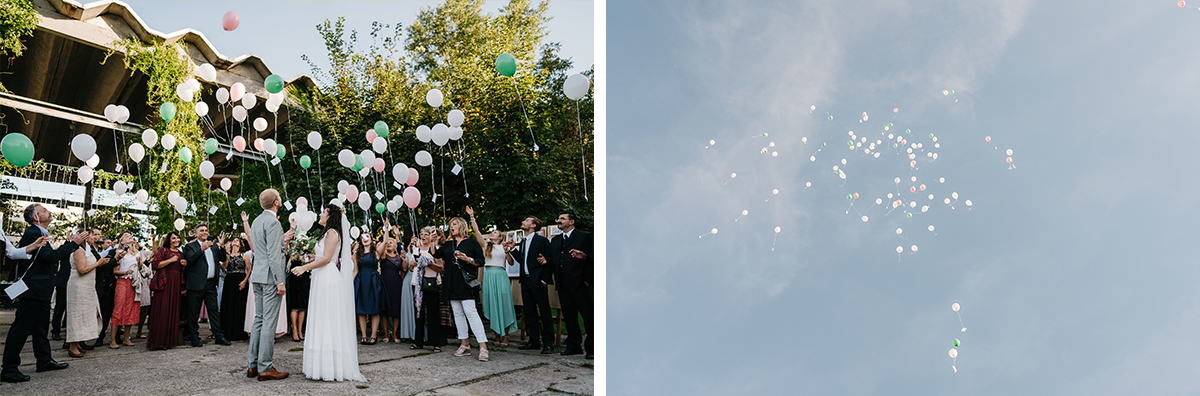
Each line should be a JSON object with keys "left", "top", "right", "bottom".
{"left": 182, "top": 224, "right": 230, "bottom": 346}
{"left": 506, "top": 216, "right": 554, "bottom": 354}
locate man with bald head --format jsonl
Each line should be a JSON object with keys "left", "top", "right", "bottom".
{"left": 246, "top": 189, "right": 293, "bottom": 381}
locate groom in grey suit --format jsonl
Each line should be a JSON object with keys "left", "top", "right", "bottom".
{"left": 246, "top": 189, "right": 293, "bottom": 381}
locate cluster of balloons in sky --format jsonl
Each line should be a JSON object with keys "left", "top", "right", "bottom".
{"left": 949, "top": 302, "right": 967, "bottom": 373}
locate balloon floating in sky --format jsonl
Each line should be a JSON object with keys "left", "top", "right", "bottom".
{"left": 699, "top": 228, "right": 718, "bottom": 239}
{"left": 735, "top": 209, "right": 748, "bottom": 222}
{"left": 222, "top": 11, "right": 239, "bottom": 31}
{"left": 495, "top": 53, "right": 517, "bottom": 77}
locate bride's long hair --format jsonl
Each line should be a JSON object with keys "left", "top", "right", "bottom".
{"left": 320, "top": 204, "right": 344, "bottom": 245}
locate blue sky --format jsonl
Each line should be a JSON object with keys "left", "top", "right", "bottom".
{"left": 121, "top": 0, "right": 595, "bottom": 79}
{"left": 609, "top": 0, "right": 1200, "bottom": 394}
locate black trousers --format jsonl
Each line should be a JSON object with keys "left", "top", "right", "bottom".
{"left": 95, "top": 289, "right": 114, "bottom": 343}
{"left": 184, "top": 278, "right": 223, "bottom": 340}
{"left": 51, "top": 283, "right": 67, "bottom": 336}
{"left": 414, "top": 286, "right": 445, "bottom": 347}
{"left": 558, "top": 283, "right": 593, "bottom": 353}
{"left": 2, "top": 298, "right": 53, "bottom": 373}
{"left": 520, "top": 278, "right": 554, "bottom": 346}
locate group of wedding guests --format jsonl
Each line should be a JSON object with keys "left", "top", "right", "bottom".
{"left": 1, "top": 197, "right": 594, "bottom": 383}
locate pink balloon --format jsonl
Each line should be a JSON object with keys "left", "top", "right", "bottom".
{"left": 346, "top": 185, "right": 359, "bottom": 202}
{"left": 403, "top": 186, "right": 420, "bottom": 209}
{"left": 253, "top": 138, "right": 264, "bottom": 152}
{"left": 230, "top": 82, "right": 245, "bottom": 102}
{"left": 366, "top": 130, "right": 377, "bottom": 144}
{"left": 372, "top": 158, "right": 385, "bottom": 173}
{"left": 296, "top": 196, "right": 308, "bottom": 210}
{"left": 222, "top": 11, "right": 240, "bottom": 31}
{"left": 406, "top": 168, "right": 419, "bottom": 186}
{"left": 232, "top": 136, "right": 246, "bottom": 152}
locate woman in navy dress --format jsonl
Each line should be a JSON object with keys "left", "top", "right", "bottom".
{"left": 353, "top": 231, "right": 387, "bottom": 344}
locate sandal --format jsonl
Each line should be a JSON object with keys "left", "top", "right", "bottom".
{"left": 410, "top": 344, "right": 422, "bottom": 350}
{"left": 432, "top": 347, "right": 442, "bottom": 352}
{"left": 478, "top": 349, "right": 489, "bottom": 362}
{"left": 69, "top": 350, "right": 85, "bottom": 358}
{"left": 454, "top": 345, "right": 471, "bottom": 357}
{"left": 368, "top": 337, "right": 377, "bottom": 345}
{"left": 360, "top": 337, "right": 368, "bottom": 345}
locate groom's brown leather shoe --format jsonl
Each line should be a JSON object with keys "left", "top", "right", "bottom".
{"left": 246, "top": 368, "right": 258, "bottom": 378}
{"left": 257, "top": 368, "right": 289, "bottom": 381}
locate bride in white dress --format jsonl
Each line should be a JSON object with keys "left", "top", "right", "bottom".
{"left": 290, "top": 201, "right": 366, "bottom": 382}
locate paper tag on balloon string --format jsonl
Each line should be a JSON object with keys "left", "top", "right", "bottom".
{"left": 236, "top": 198, "right": 245, "bottom": 206}
{"left": 114, "top": 164, "right": 123, "bottom": 173}
{"left": 159, "top": 162, "right": 169, "bottom": 173}
{"left": 190, "top": 203, "right": 197, "bottom": 212}
{"left": 232, "top": 222, "right": 238, "bottom": 229}
{"left": 271, "top": 158, "right": 281, "bottom": 166}
{"left": 87, "top": 209, "right": 97, "bottom": 217}
{"left": 432, "top": 194, "right": 438, "bottom": 203}
{"left": 451, "top": 164, "right": 462, "bottom": 175}
{"left": 4, "top": 279, "right": 28, "bottom": 300}
{"left": 284, "top": 201, "right": 293, "bottom": 211}
{"left": 393, "top": 181, "right": 403, "bottom": 190}
{"left": 374, "top": 191, "right": 384, "bottom": 200}
{"left": 209, "top": 206, "right": 219, "bottom": 215}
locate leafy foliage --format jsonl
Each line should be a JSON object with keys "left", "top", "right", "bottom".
{"left": 0, "top": 0, "right": 39, "bottom": 92}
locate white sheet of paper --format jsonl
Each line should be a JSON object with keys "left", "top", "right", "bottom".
{"left": 236, "top": 198, "right": 245, "bottom": 206}
{"left": 432, "top": 194, "right": 438, "bottom": 203}
{"left": 233, "top": 222, "right": 238, "bottom": 229}
{"left": 87, "top": 209, "right": 97, "bottom": 216}
{"left": 4, "top": 279, "right": 28, "bottom": 300}
{"left": 374, "top": 191, "right": 384, "bottom": 200}
{"left": 451, "top": 163, "right": 462, "bottom": 175}
{"left": 190, "top": 203, "right": 197, "bottom": 211}
{"left": 393, "top": 181, "right": 403, "bottom": 189}
{"left": 114, "top": 164, "right": 123, "bottom": 173}
{"left": 284, "top": 201, "right": 293, "bottom": 210}
{"left": 159, "top": 162, "right": 169, "bottom": 173}
{"left": 271, "top": 158, "right": 281, "bottom": 166}
{"left": 209, "top": 206, "right": 219, "bottom": 214}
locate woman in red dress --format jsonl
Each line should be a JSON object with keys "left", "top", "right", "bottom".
{"left": 146, "top": 232, "right": 185, "bottom": 350}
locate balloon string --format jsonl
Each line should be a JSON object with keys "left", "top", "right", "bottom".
{"left": 511, "top": 79, "right": 538, "bottom": 151}
{"left": 439, "top": 148, "right": 446, "bottom": 224}
{"left": 575, "top": 100, "right": 588, "bottom": 201}
{"left": 316, "top": 147, "right": 323, "bottom": 205}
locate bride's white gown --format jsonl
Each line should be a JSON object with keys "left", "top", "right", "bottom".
{"left": 303, "top": 230, "right": 366, "bottom": 382}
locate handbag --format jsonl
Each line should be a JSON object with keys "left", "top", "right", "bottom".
{"left": 421, "top": 276, "right": 439, "bottom": 293}
{"left": 460, "top": 262, "right": 481, "bottom": 289}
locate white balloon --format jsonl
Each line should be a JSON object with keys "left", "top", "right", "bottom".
{"left": 372, "top": 137, "right": 387, "bottom": 153}
{"left": 161, "top": 134, "right": 177, "bottom": 150}
{"left": 338, "top": 150, "right": 355, "bottom": 167}
{"left": 896, "top": 228, "right": 903, "bottom": 235}
{"left": 392, "top": 163, "right": 409, "bottom": 183}
{"left": 185, "top": 78, "right": 200, "bottom": 93}
{"left": 952, "top": 303, "right": 960, "bottom": 312}
{"left": 77, "top": 166, "right": 94, "bottom": 183}
{"left": 232, "top": 105, "right": 247, "bottom": 122}
{"left": 896, "top": 246, "right": 903, "bottom": 253}
{"left": 965, "top": 200, "right": 973, "bottom": 207}
{"left": 198, "top": 63, "right": 217, "bottom": 82}
{"left": 199, "top": 161, "right": 215, "bottom": 178}
{"left": 415, "top": 125, "right": 431, "bottom": 143}
{"left": 268, "top": 92, "right": 284, "bottom": 106}
{"left": 220, "top": 177, "right": 232, "bottom": 190}
{"left": 176, "top": 83, "right": 193, "bottom": 102}
{"left": 215, "top": 87, "right": 229, "bottom": 104}
{"left": 949, "top": 348, "right": 957, "bottom": 359}
{"left": 263, "top": 139, "right": 277, "bottom": 155}
{"left": 136, "top": 189, "right": 149, "bottom": 204}
{"left": 415, "top": 150, "right": 433, "bottom": 167}
{"left": 86, "top": 154, "right": 99, "bottom": 168}
{"left": 861, "top": 216, "right": 868, "bottom": 222}
{"left": 426, "top": 88, "right": 443, "bottom": 108}
{"left": 448, "top": 126, "right": 463, "bottom": 141}
{"left": 307, "top": 131, "right": 323, "bottom": 150}
{"left": 253, "top": 117, "right": 268, "bottom": 132}
{"left": 241, "top": 94, "right": 257, "bottom": 109}
{"left": 358, "top": 167, "right": 370, "bottom": 178}
{"left": 265, "top": 100, "right": 280, "bottom": 113}
{"left": 432, "top": 123, "right": 449, "bottom": 146}
{"left": 875, "top": 198, "right": 883, "bottom": 205}
{"left": 116, "top": 105, "right": 130, "bottom": 123}
{"left": 358, "top": 192, "right": 371, "bottom": 210}
{"left": 171, "top": 218, "right": 185, "bottom": 231}
{"left": 952, "top": 192, "right": 959, "bottom": 199}
{"left": 349, "top": 226, "right": 361, "bottom": 239}
{"left": 71, "top": 134, "right": 97, "bottom": 162}
{"left": 563, "top": 73, "right": 590, "bottom": 100}
{"left": 128, "top": 143, "right": 145, "bottom": 163}
{"left": 928, "top": 225, "right": 935, "bottom": 232}
{"left": 194, "top": 101, "right": 209, "bottom": 117}
{"left": 360, "top": 150, "right": 375, "bottom": 167}
{"left": 447, "top": 109, "right": 465, "bottom": 127}
{"left": 103, "top": 104, "right": 118, "bottom": 123}
{"left": 387, "top": 200, "right": 399, "bottom": 213}
{"left": 112, "top": 180, "right": 127, "bottom": 195}
{"left": 911, "top": 245, "right": 918, "bottom": 252}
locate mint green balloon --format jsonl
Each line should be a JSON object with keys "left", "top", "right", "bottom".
{"left": 299, "top": 155, "right": 311, "bottom": 169}
{"left": 953, "top": 339, "right": 960, "bottom": 347}
{"left": 821, "top": 142, "right": 827, "bottom": 147}
{"left": 178, "top": 146, "right": 192, "bottom": 163}
{"left": 495, "top": 53, "right": 517, "bottom": 77}
{"left": 374, "top": 121, "right": 389, "bottom": 138}
{"left": 352, "top": 155, "right": 363, "bottom": 171}
{"left": 160, "top": 102, "right": 176, "bottom": 122}
{"left": 1, "top": 133, "right": 35, "bottom": 167}
{"left": 264, "top": 74, "right": 285, "bottom": 94}
{"left": 375, "top": 202, "right": 385, "bottom": 214}
{"left": 275, "top": 145, "right": 286, "bottom": 159}
{"left": 827, "top": 115, "right": 833, "bottom": 120}
{"left": 906, "top": 212, "right": 912, "bottom": 218}
{"left": 906, "top": 129, "right": 911, "bottom": 135}
{"left": 204, "top": 138, "right": 218, "bottom": 155}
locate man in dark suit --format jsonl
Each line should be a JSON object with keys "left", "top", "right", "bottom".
{"left": 539, "top": 211, "right": 594, "bottom": 359}
{"left": 50, "top": 254, "right": 70, "bottom": 341}
{"left": 92, "top": 229, "right": 119, "bottom": 348}
{"left": 182, "top": 224, "right": 230, "bottom": 346}
{"left": 2, "top": 204, "right": 85, "bottom": 383}
{"left": 507, "top": 216, "right": 555, "bottom": 354}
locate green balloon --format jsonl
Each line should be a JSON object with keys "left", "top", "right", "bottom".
{"left": 953, "top": 339, "right": 960, "bottom": 347}
{"left": 204, "top": 138, "right": 218, "bottom": 155}
{"left": 949, "top": 89, "right": 955, "bottom": 94}
{"left": 906, "top": 212, "right": 912, "bottom": 218}
{"left": 264, "top": 74, "right": 285, "bottom": 94}
{"left": 375, "top": 202, "right": 385, "bottom": 214}
{"left": 275, "top": 145, "right": 286, "bottom": 159}
{"left": 929, "top": 133, "right": 934, "bottom": 138}
{"left": 299, "top": 155, "right": 311, "bottom": 169}
{"left": 160, "top": 102, "right": 176, "bottom": 122}
{"left": 178, "top": 146, "right": 192, "bottom": 163}
{"left": 887, "top": 123, "right": 894, "bottom": 127}
{"left": 821, "top": 142, "right": 827, "bottom": 147}
{"left": 0, "top": 133, "right": 35, "bottom": 167}
{"left": 846, "top": 194, "right": 852, "bottom": 200}
{"left": 906, "top": 129, "right": 911, "bottom": 134}
{"left": 827, "top": 115, "right": 833, "bottom": 120}
{"left": 762, "top": 133, "right": 768, "bottom": 137}
{"left": 847, "top": 140, "right": 853, "bottom": 146}
{"left": 374, "top": 121, "right": 389, "bottom": 138}
{"left": 495, "top": 53, "right": 517, "bottom": 77}
{"left": 352, "top": 155, "right": 363, "bottom": 171}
